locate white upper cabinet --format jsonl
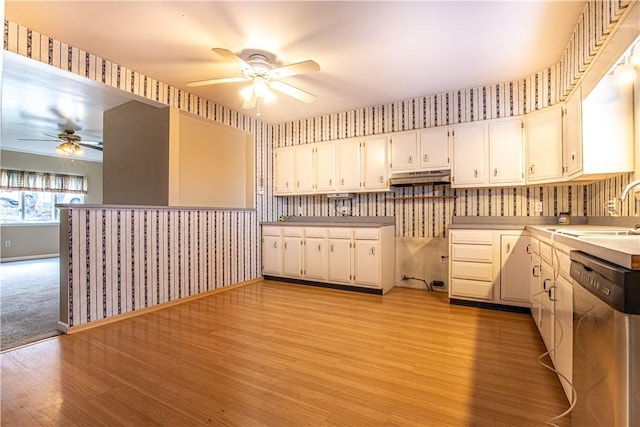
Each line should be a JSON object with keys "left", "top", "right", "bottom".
{"left": 420, "top": 127, "right": 451, "bottom": 170}
{"left": 452, "top": 121, "right": 488, "bottom": 187}
{"left": 578, "top": 76, "right": 634, "bottom": 178}
{"left": 337, "top": 138, "right": 362, "bottom": 191}
{"left": 294, "top": 144, "right": 315, "bottom": 194}
{"left": 361, "top": 135, "right": 388, "bottom": 190}
{"left": 389, "top": 131, "right": 418, "bottom": 172}
{"left": 488, "top": 116, "right": 524, "bottom": 185}
{"left": 315, "top": 140, "right": 337, "bottom": 192}
{"left": 526, "top": 105, "right": 562, "bottom": 183}
{"left": 526, "top": 105, "right": 563, "bottom": 184}
{"left": 274, "top": 147, "right": 294, "bottom": 195}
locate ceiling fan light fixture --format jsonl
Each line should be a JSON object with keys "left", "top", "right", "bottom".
{"left": 56, "top": 141, "right": 83, "bottom": 156}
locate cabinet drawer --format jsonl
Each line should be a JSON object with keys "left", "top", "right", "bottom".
{"left": 328, "top": 228, "right": 352, "bottom": 239}
{"left": 262, "top": 226, "right": 281, "bottom": 237}
{"left": 540, "top": 241, "right": 553, "bottom": 264}
{"left": 451, "top": 261, "right": 493, "bottom": 281}
{"left": 450, "top": 278, "right": 493, "bottom": 300}
{"left": 353, "top": 228, "right": 379, "bottom": 240}
{"left": 282, "top": 227, "right": 303, "bottom": 237}
{"left": 450, "top": 230, "right": 493, "bottom": 245}
{"left": 451, "top": 244, "right": 493, "bottom": 263}
{"left": 304, "top": 227, "right": 327, "bottom": 238}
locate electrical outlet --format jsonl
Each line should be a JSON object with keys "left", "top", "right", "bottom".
{"left": 534, "top": 201, "right": 543, "bottom": 213}
{"left": 4, "top": 240, "right": 10, "bottom": 247}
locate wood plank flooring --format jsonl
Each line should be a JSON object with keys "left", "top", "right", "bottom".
{"left": 1, "top": 281, "right": 571, "bottom": 426}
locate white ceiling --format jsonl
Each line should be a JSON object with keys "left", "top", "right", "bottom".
{"left": 2, "top": 1, "right": 587, "bottom": 161}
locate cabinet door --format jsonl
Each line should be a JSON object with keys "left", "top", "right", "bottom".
{"left": 530, "top": 250, "right": 542, "bottom": 330}
{"left": 554, "top": 275, "right": 573, "bottom": 401}
{"left": 489, "top": 117, "right": 524, "bottom": 185}
{"left": 526, "top": 105, "right": 563, "bottom": 183}
{"left": 563, "top": 86, "right": 582, "bottom": 177}
{"left": 362, "top": 136, "right": 388, "bottom": 190}
{"left": 452, "top": 122, "right": 487, "bottom": 187}
{"left": 262, "top": 235, "right": 282, "bottom": 275}
{"left": 539, "top": 259, "right": 555, "bottom": 358}
{"left": 582, "top": 76, "right": 634, "bottom": 175}
{"left": 389, "top": 132, "right": 418, "bottom": 171}
{"left": 420, "top": 127, "right": 450, "bottom": 170}
{"left": 294, "top": 145, "right": 315, "bottom": 194}
{"left": 337, "top": 138, "right": 361, "bottom": 191}
{"left": 275, "top": 147, "right": 294, "bottom": 194}
{"left": 500, "top": 234, "right": 530, "bottom": 304}
{"left": 353, "top": 240, "right": 380, "bottom": 287}
{"left": 327, "top": 238, "right": 352, "bottom": 284}
{"left": 282, "top": 236, "right": 303, "bottom": 278}
{"left": 304, "top": 236, "right": 327, "bottom": 281}
{"left": 315, "top": 141, "right": 337, "bottom": 192}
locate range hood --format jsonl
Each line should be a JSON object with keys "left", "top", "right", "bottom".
{"left": 388, "top": 170, "right": 451, "bottom": 186}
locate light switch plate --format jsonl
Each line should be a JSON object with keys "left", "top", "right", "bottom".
{"left": 534, "top": 201, "right": 543, "bottom": 213}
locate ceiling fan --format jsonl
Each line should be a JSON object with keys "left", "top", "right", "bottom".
{"left": 186, "top": 48, "right": 320, "bottom": 110}
{"left": 19, "top": 129, "right": 103, "bottom": 156}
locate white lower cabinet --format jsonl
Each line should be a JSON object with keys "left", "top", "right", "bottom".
{"left": 529, "top": 234, "right": 573, "bottom": 403}
{"left": 282, "top": 228, "right": 303, "bottom": 278}
{"left": 263, "top": 224, "right": 395, "bottom": 294}
{"left": 303, "top": 228, "right": 327, "bottom": 281}
{"left": 261, "top": 226, "right": 282, "bottom": 275}
{"left": 449, "top": 229, "right": 530, "bottom": 307}
{"left": 328, "top": 228, "right": 352, "bottom": 284}
{"left": 353, "top": 228, "right": 381, "bottom": 288}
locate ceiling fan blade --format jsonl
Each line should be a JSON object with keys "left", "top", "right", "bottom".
{"left": 269, "top": 81, "right": 317, "bottom": 103}
{"left": 186, "top": 76, "right": 249, "bottom": 87}
{"left": 269, "top": 60, "right": 320, "bottom": 79}
{"left": 212, "top": 48, "right": 252, "bottom": 72}
{"left": 242, "top": 93, "right": 257, "bottom": 109}
{"left": 18, "top": 138, "right": 58, "bottom": 142}
{"left": 78, "top": 142, "right": 103, "bottom": 151}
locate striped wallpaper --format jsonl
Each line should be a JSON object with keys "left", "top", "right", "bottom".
{"left": 61, "top": 207, "right": 258, "bottom": 327}
{"left": 3, "top": 0, "right": 637, "bottom": 327}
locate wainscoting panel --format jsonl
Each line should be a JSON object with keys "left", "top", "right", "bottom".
{"left": 60, "top": 207, "right": 258, "bottom": 328}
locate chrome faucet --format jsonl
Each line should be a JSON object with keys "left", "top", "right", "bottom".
{"left": 620, "top": 179, "right": 640, "bottom": 201}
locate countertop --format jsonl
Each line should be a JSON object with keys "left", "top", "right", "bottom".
{"left": 261, "top": 216, "right": 395, "bottom": 228}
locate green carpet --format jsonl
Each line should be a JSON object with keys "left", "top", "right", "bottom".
{"left": 0, "top": 257, "right": 62, "bottom": 351}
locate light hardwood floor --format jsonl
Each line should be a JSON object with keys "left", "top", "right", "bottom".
{"left": 1, "top": 281, "right": 571, "bottom": 426}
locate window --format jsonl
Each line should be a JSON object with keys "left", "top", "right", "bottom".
{"left": 0, "top": 190, "right": 84, "bottom": 224}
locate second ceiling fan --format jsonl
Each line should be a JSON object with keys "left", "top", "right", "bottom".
{"left": 186, "top": 48, "right": 320, "bottom": 109}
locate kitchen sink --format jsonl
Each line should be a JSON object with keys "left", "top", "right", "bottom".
{"left": 548, "top": 228, "right": 640, "bottom": 237}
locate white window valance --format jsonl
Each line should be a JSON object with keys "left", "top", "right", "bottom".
{"left": 0, "top": 169, "right": 87, "bottom": 194}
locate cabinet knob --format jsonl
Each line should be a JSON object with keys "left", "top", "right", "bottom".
{"left": 284, "top": 242, "right": 288, "bottom": 249}
{"left": 341, "top": 178, "right": 345, "bottom": 185}
{"left": 379, "top": 175, "right": 384, "bottom": 183}
{"left": 317, "top": 244, "right": 322, "bottom": 252}
{"left": 408, "top": 155, "right": 413, "bottom": 164}
{"left": 330, "top": 244, "right": 334, "bottom": 252}
{"left": 532, "top": 265, "right": 540, "bottom": 277}
{"left": 494, "top": 168, "right": 498, "bottom": 177}
{"left": 530, "top": 165, "right": 536, "bottom": 174}
{"left": 424, "top": 154, "right": 429, "bottom": 162}
{"left": 526, "top": 244, "right": 532, "bottom": 254}
{"left": 329, "top": 178, "right": 333, "bottom": 186}
{"left": 274, "top": 242, "right": 278, "bottom": 249}
{"left": 505, "top": 243, "right": 511, "bottom": 253}
{"left": 473, "top": 169, "right": 478, "bottom": 178}
{"left": 370, "top": 247, "right": 375, "bottom": 256}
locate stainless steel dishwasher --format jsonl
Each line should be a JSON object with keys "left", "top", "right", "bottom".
{"left": 570, "top": 250, "right": 640, "bottom": 427}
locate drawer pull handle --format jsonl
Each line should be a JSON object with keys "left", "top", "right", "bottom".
{"left": 532, "top": 265, "right": 540, "bottom": 277}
